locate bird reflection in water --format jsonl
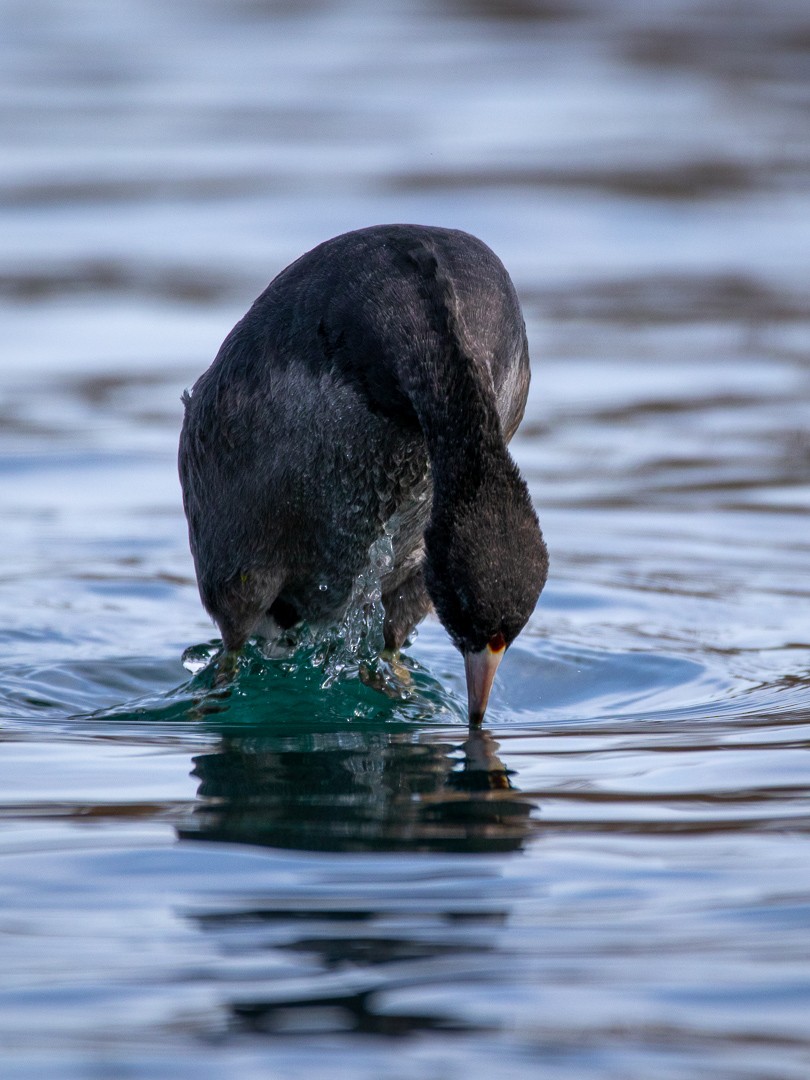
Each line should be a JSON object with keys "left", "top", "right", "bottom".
{"left": 176, "top": 674, "right": 534, "bottom": 1037}
{"left": 180, "top": 724, "right": 536, "bottom": 855}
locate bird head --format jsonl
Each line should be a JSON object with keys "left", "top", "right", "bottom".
{"left": 424, "top": 465, "right": 548, "bottom": 725}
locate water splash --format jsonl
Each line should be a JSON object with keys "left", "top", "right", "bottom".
{"left": 181, "top": 532, "right": 404, "bottom": 695}
{"left": 314, "top": 531, "right": 394, "bottom": 688}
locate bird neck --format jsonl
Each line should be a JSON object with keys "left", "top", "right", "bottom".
{"left": 408, "top": 354, "right": 510, "bottom": 505}
{"left": 390, "top": 239, "right": 515, "bottom": 502}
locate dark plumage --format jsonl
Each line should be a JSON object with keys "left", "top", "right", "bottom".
{"left": 179, "top": 224, "right": 548, "bottom": 722}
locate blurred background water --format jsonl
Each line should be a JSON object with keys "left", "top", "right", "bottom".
{"left": 1, "top": 1, "right": 809, "bottom": 1077}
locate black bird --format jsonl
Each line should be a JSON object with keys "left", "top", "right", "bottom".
{"left": 179, "top": 224, "right": 548, "bottom": 723}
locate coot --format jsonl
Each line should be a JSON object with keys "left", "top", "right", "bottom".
{"left": 179, "top": 224, "right": 548, "bottom": 723}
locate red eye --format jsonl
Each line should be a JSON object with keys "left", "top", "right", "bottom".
{"left": 488, "top": 632, "right": 506, "bottom": 653}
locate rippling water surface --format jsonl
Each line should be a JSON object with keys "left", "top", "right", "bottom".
{"left": 1, "top": 2, "right": 809, "bottom": 1077}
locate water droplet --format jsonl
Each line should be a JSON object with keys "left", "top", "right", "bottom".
{"left": 181, "top": 642, "right": 219, "bottom": 674}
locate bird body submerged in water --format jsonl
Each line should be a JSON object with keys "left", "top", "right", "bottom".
{"left": 179, "top": 224, "right": 548, "bottom": 723}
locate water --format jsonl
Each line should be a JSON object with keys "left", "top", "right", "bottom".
{"left": 1, "top": 1, "right": 809, "bottom": 1077}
